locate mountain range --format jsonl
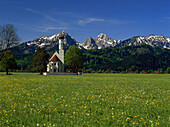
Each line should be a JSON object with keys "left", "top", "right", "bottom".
{"left": 13, "top": 31, "right": 170, "bottom": 54}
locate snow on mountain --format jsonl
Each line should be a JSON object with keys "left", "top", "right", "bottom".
{"left": 95, "top": 33, "right": 121, "bottom": 48}
{"left": 116, "top": 34, "right": 170, "bottom": 49}
{"left": 82, "top": 37, "right": 98, "bottom": 50}
{"left": 15, "top": 31, "right": 170, "bottom": 55}
{"left": 18, "top": 31, "right": 80, "bottom": 54}
{"left": 82, "top": 33, "right": 121, "bottom": 50}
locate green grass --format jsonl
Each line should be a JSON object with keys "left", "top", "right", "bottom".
{"left": 0, "top": 73, "right": 169, "bottom": 126}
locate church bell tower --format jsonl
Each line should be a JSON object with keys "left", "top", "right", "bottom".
{"left": 59, "top": 35, "right": 64, "bottom": 72}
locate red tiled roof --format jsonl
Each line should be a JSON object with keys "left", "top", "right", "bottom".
{"left": 49, "top": 55, "right": 60, "bottom": 62}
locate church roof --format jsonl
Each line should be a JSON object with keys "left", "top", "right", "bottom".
{"left": 49, "top": 55, "right": 60, "bottom": 62}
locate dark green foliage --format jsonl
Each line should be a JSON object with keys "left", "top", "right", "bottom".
{"left": 32, "top": 47, "right": 49, "bottom": 74}
{"left": 13, "top": 44, "right": 169, "bottom": 73}
{"left": 83, "top": 44, "right": 170, "bottom": 72}
{"left": 166, "top": 67, "right": 170, "bottom": 74}
{"left": 65, "top": 45, "right": 84, "bottom": 72}
{"left": 0, "top": 50, "right": 17, "bottom": 74}
{"left": 16, "top": 54, "right": 32, "bottom": 70}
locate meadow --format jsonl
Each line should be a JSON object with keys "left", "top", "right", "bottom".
{"left": 0, "top": 73, "right": 169, "bottom": 127}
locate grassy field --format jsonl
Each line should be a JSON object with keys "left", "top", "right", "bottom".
{"left": 0, "top": 73, "right": 169, "bottom": 127}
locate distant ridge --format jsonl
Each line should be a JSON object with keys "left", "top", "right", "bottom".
{"left": 12, "top": 31, "right": 170, "bottom": 55}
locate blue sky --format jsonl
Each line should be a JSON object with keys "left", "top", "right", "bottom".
{"left": 0, "top": 0, "right": 169, "bottom": 43}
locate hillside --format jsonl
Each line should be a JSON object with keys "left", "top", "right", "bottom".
{"left": 15, "top": 44, "right": 170, "bottom": 72}
{"left": 83, "top": 44, "right": 170, "bottom": 72}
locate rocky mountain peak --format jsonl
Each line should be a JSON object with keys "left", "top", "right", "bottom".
{"left": 96, "top": 33, "right": 112, "bottom": 40}
{"left": 97, "top": 33, "right": 107, "bottom": 38}
{"left": 14, "top": 31, "right": 170, "bottom": 55}
{"left": 116, "top": 34, "right": 170, "bottom": 49}
{"left": 86, "top": 37, "right": 94, "bottom": 41}
{"left": 167, "top": 38, "right": 170, "bottom": 42}
{"left": 60, "top": 31, "right": 68, "bottom": 36}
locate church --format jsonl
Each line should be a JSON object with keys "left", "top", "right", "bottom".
{"left": 47, "top": 35, "right": 65, "bottom": 73}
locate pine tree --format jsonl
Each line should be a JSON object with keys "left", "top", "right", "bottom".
{"left": 32, "top": 47, "right": 49, "bottom": 75}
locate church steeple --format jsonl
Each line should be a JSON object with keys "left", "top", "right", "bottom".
{"left": 59, "top": 34, "right": 64, "bottom": 50}
{"left": 58, "top": 34, "right": 64, "bottom": 72}
{"left": 46, "top": 33, "right": 65, "bottom": 73}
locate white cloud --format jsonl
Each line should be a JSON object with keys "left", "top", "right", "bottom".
{"left": 78, "top": 17, "right": 135, "bottom": 26}
{"left": 26, "top": 8, "right": 40, "bottom": 14}
{"left": 78, "top": 18, "right": 105, "bottom": 25}
{"left": 157, "top": 17, "right": 170, "bottom": 23}
{"left": 41, "top": 27, "right": 71, "bottom": 32}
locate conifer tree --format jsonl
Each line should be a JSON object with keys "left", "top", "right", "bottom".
{"left": 32, "top": 47, "right": 49, "bottom": 74}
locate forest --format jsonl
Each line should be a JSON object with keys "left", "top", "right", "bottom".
{"left": 83, "top": 44, "right": 170, "bottom": 73}
{"left": 13, "top": 44, "right": 170, "bottom": 73}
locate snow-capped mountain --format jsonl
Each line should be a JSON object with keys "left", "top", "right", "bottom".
{"left": 82, "top": 33, "right": 121, "bottom": 50}
{"left": 26, "top": 31, "right": 78, "bottom": 48}
{"left": 166, "top": 38, "right": 170, "bottom": 43}
{"left": 116, "top": 34, "right": 170, "bottom": 49}
{"left": 15, "top": 31, "right": 81, "bottom": 54}
{"left": 81, "top": 37, "right": 98, "bottom": 50}
{"left": 13, "top": 31, "right": 170, "bottom": 55}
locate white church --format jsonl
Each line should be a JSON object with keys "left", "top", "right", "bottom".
{"left": 43, "top": 34, "right": 79, "bottom": 75}
{"left": 47, "top": 35, "right": 65, "bottom": 73}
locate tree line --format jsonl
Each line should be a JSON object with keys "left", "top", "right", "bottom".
{"left": 0, "top": 24, "right": 170, "bottom": 74}
{"left": 12, "top": 44, "right": 170, "bottom": 74}
{"left": 83, "top": 44, "right": 170, "bottom": 73}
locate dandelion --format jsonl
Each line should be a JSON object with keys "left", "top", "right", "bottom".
{"left": 156, "top": 122, "right": 160, "bottom": 125}
{"left": 149, "top": 120, "right": 153, "bottom": 123}
{"left": 112, "top": 116, "right": 114, "bottom": 118}
{"left": 133, "top": 122, "right": 135, "bottom": 124}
